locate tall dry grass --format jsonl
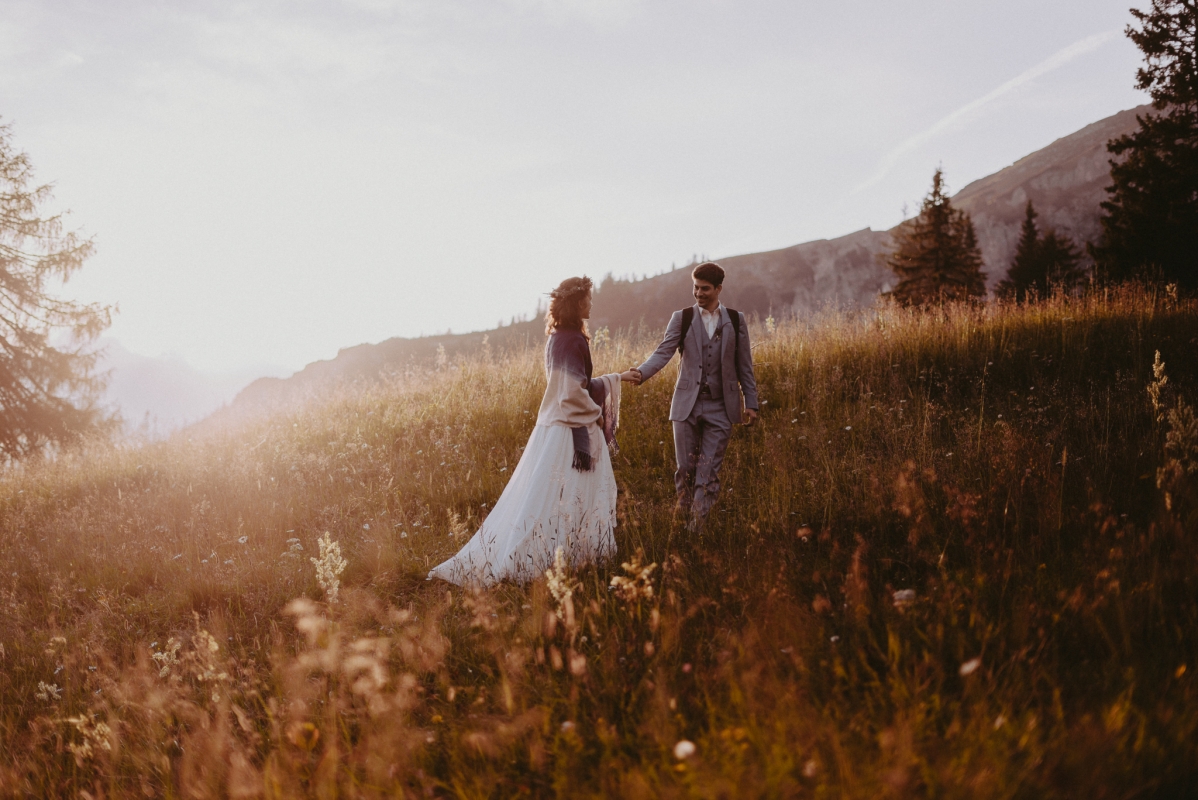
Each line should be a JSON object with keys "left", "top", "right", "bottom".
{"left": 1, "top": 284, "right": 1196, "bottom": 797}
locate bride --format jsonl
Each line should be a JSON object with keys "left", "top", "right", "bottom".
{"left": 428, "top": 276, "right": 640, "bottom": 587}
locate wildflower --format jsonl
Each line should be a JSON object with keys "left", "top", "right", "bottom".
{"left": 592, "top": 326, "right": 610, "bottom": 349}
{"left": 892, "top": 589, "right": 916, "bottom": 608}
{"left": 310, "top": 532, "right": 348, "bottom": 603}
{"left": 151, "top": 638, "right": 181, "bottom": 677}
{"left": 64, "top": 715, "right": 112, "bottom": 765}
{"left": 544, "top": 547, "right": 575, "bottom": 611}
{"left": 803, "top": 759, "right": 819, "bottom": 777}
{"left": 765, "top": 315, "right": 776, "bottom": 335}
{"left": 35, "top": 681, "right": 61, "bottom": 701}
{"left": 1148, "top": 350, "right": 1169, "bottom": 422}
{"left": 673, "top": 739, "right": 696, "bottom": 759}
{"left": 283, "top": 537, "right": 304, "bottom": 559}
{"left": 609, "top": 549, "right": 657, "bottom": 603}
{"left": 560, "top": 720, "right": 576, "bottom": 733}
{"left": 959, "top": 657, "right": 982, "bottom": 676}
{"left": 448, "top": 511, "right": 469, "bottom": 539}
{"left": 238, "top": 535, "right": 248, "bottom": 544}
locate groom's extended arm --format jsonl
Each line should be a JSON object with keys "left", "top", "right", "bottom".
{"left": 635, "top": 310, "right": 684, "bottom": 382}
{"left": 736, "top": 313, "right": 759, "bottom": 411}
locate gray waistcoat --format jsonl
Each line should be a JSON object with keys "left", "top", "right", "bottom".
{"left": 697, "top": 315, "right": 724, "bottom": 400}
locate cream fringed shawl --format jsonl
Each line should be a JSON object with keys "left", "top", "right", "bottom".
{"left": 537, "top": 331, "right": 621, "bottom": 470}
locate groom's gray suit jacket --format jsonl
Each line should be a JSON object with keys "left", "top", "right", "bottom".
{"left": 636, "top": 304, "right": 759, "bottom": 424}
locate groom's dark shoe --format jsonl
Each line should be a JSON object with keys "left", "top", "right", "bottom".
{"left": 673, "top": 494, "right": 692, "bottom": 522}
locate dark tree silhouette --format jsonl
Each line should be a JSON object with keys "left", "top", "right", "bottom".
{"left": 0, "top": 120, "right": 113, "bottom": 458}
{"left": 998, "top": 201, "right": 1087, "bottom": 301}
{"left": 1090, "top": 0, "right": 1198, "bottom": 288}
{"left": 887, "top": 169, "right": 986, "bottom": 306}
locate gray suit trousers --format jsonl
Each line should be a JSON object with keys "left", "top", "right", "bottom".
{"left": 673, "top": 395, "right": 733, "bottom": 520}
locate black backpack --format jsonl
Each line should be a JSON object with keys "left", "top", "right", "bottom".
{"left": 680, "top": 306, "right": 741, "bottom": 372}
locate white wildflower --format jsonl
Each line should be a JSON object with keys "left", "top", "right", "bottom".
{"left": 892, "top": 589, "right": 915, "bottom": 608}
{"left": 673, "top": 739, "right": 696, "bottom": 760}
{"left": 283, "top": 537, "right": 304, "bottom": 559}
{"left": 609, "top": 549, "right": 657, "bottom": 603}
{"left": 151, "top": 638, "right": 181, "bottom": 677}
{"left": 310, "top": 532, "right": 348, "bottom": 603}
{"left": 765, "top": 315, "right": 776, "bottom": 335}
{"left": 959, "top": 657, "right": 982, "bottom": 676}
{"left": 35, "top": 681, "right": 61, "bottom": 701}
{"left": 64, "top": 715, "right": 112, "bottom": 764}
{"left": 545, "top": 548, "right": 575, "bottom": 610}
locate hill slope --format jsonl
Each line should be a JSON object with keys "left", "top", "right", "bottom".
{"left": 232, "top": 106, "right": 1148, "bottom": 412}
{"left": 4, "top": 290, "right": 1197, "bottom": 795}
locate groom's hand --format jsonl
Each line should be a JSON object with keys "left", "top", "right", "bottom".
{"left": 744, "top": 408, "right": 758, "bottom": 426}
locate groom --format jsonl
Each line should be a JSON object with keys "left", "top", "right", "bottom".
{"left": 630, "top": 262, "right": 759, "bottom": 531}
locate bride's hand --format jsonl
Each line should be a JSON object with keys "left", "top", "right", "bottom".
{"left": 620, "top": 369, "right": 642, "bottom": 385}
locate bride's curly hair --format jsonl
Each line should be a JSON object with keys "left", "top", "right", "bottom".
{"left": 545, "top": 276, "right": 593, "bottom": 338}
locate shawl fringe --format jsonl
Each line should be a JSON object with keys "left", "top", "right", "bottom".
{"left": 571, "top": 425, "right": 593, "bottom": 472}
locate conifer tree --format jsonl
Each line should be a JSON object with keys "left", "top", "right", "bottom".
{"left": 998, "top": 201, "right": 1087, "bottom": 301}
{"left": 887, "top": 169, "right": 986, "bottom": 305}
{"left": 1090, "top": 0, "right": 1198, "bottom": 288}
{"left": 0, "top": 120, "right": 113, "bottom": 458}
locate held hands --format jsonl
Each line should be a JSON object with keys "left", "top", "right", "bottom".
{"left": 620, "top": 368, "right": 643, "bottom": 385}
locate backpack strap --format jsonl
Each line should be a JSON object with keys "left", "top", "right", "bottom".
{"left": 679, "top": 307, "right": 694, "bottom": 353}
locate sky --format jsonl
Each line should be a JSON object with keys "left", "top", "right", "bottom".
{"left": 2, "top": 0, "right": 1148, "bottom": 374}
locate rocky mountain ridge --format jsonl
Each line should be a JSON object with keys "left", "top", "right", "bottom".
{"left": 229, "top": 105, "right": 1149, "bottom": 413}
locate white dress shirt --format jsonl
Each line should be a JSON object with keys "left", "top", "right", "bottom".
{"left": 699, "top": 303, "right": 723, "bottom": 340}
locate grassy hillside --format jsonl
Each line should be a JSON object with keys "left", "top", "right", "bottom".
{"left": 2, "top": 286, "right": 1197, "bottom": 797}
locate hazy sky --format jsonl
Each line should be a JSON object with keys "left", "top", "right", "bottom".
{"left": 3, "top": 0, "right": 1147, "bottom": 373}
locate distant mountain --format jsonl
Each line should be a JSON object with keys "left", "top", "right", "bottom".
{"left": 228, "top": 105, "right": 1148, "bottom": 413}
{"left": 953, "top": 105, "right": 1147, "bottom": 284}
{"left": 98, "top": 339, "right": 287, "bottom": 436}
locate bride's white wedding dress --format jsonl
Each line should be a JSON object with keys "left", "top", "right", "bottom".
{"left": 428, "top": 330, "right": 620, "bottom": 587}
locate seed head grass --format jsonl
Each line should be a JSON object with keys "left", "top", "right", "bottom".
{"left": 0, "top": 284, "right": 1196, "bottom": 796}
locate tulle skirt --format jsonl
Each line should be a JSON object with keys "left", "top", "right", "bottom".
{"left": 427, "top": 422, "right": 617, "bottom": 587}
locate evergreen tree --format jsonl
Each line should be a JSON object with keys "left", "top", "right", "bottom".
{"left": 887, "top": 169, "right": 986, "bottom": 305}
{"left": 998, "top": 201, "right": 1087, "bottom": 301}
{"left": 1090, "top": 0, "right": 1198, "bottom": 288}
{"left": 0, "top": 120, "right": 113, "bottom": 459}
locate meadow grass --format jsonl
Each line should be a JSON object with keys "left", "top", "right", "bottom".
{"left": 1, "top": 284, "right": 1196, "bottom": 798}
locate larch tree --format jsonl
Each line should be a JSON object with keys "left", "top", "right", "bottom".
{"left": 1090, "top": 0, "right": 1198, "bottom": 288}
{"left": 998, "top": 201, "right": 1087, "bottom": 301}
{"left": 887, "top": 169, "right": 986, "bottom": 306}
{"left": 0, "top": 120, "right": 113, "bottom": 459}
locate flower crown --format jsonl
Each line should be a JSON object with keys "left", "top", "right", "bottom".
{"left": 549, "top": 276, "right": 593, "bottom": 301}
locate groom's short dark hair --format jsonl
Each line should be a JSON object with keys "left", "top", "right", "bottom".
{"left": 692, "top": 261, "right": 725, "bottom": 286}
